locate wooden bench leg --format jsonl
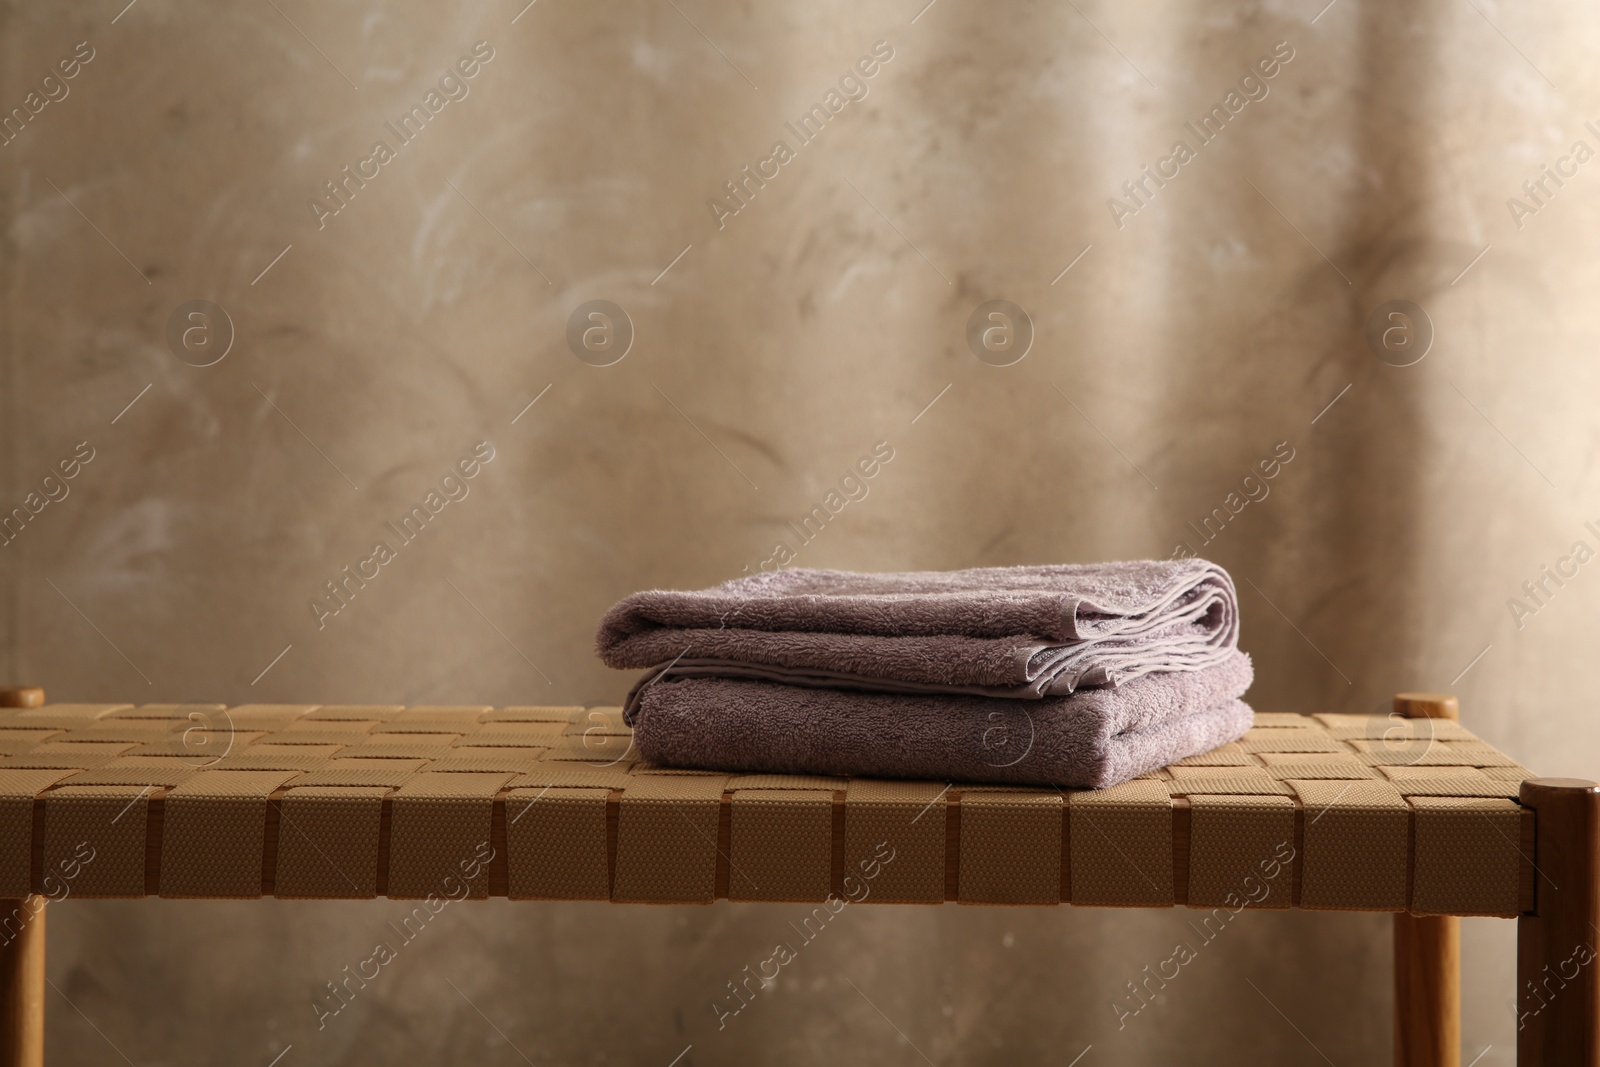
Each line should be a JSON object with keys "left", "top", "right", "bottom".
{"left": 1394, "top": 692, "right": 1462, "bottom": 1067}
{"left": 0, "top": 897, "right": 46, "bottom": 1067}
{"left": 1517, "top": 778, "right": 1600, "bottom": 1066}
{"left": 1396, "top": 913, "right": 1460, "bottom": 1066}
{"left": 0, "top": 690, "right": 47, "bottom": 1067}
{"left": 1395, "top": 913, "right": 1460, "bottom": 1066}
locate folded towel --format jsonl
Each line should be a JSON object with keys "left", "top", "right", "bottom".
{"left": 600, "top": 560, "right": 1239, "bottom": 712}
{"left": 630, "top": 651, "right": 1254, "bottom": 789}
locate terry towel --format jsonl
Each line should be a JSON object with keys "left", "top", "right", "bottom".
{"left": 630, "top": 651, "right": 1254, "bottom": 789}
{"left": 600, "top": 559, "right": 1239, "bottom": 708}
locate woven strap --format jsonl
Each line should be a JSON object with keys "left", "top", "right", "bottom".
{"left": 843, "top": 780, "right": 948, "bottom": 904}
{"left": 729, "top": 789, "right": 834, "bottom": 902}
{"left": 1186, "top": 795, "right": 1296, "bottom": 909}
{"left": 275, "top": 786, "right": 390, "bottom": 898}
{"left": 485, "top": 706, "right": 586, "bottom": 722}
{"left": 613, "top": 775, "right": 727, "bottom": 903}
{"left": 1291, "top": 779, "right": 1410, "bottom": 910}
{"left": 1408, "top": 796, "right": 1523, "bottom": 916}
{"left": 41, "top": 783, "right": 148, "bottom": 898}
{"left": 387, "top": 772, "right": 513, "bottom": 899}
{"left": 1070, "top": 780, "right": 1173, "bottom": 906}
{"left": 958, "top": 791, "right": 1063, "bottom": 905}
{"left": 505, "top": 787, "right": 611, "bottom": 900}
{"left": 160, "top": 770, "right": 301, "bottom": 898}
{"left": 1167, "top": 775, "right": 1293, "bottom": 796}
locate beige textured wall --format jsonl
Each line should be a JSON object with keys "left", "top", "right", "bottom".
{"left": 4, "top": 0, "right": 1598, "bottom": 1063}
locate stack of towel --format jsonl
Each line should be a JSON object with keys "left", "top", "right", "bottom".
{"left": 596, "top": 560, "right": 1254, "bottom": 789}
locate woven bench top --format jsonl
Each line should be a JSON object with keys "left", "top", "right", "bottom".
{"left": 0, "top": 703, "right": 1536, "bottom": 915}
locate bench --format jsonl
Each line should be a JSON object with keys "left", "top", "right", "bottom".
{"left": 0, "top": 687, "right": 1593, "bottom": 1065}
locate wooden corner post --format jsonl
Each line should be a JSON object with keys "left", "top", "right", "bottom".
{"left": 0, "top": 686, "right": 45, "bottom": 1067}
{"left": 1393, "top": 692, "right": 1461, "bottom": 1067}
{"left": 0, "top": 899, "right": 46, "bottom": 1067}
{"left": 1517, "top": 776, "right": 1600, "bottom": 1066}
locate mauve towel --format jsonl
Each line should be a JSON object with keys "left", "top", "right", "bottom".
{"left": 600, "top": 560, "right": 1238, "bottom": 708}
{"left": 630, "top": 651, "right": 1253, "bottom": 789}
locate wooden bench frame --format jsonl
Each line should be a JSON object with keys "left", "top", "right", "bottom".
{"left": 0, "top": 687, "right": 1592, "bottom": 1067}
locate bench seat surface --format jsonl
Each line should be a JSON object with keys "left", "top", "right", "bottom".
{"left": 0, "top": 704, "right": 1535, "bottom": 915}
